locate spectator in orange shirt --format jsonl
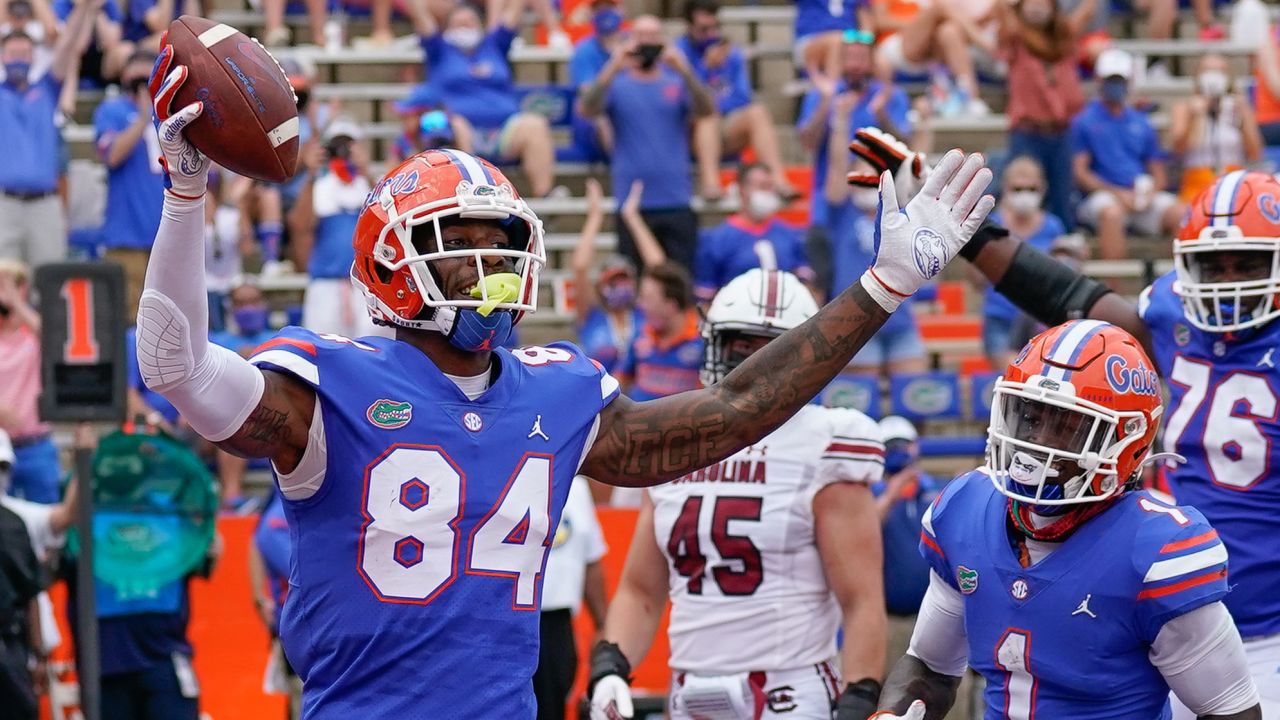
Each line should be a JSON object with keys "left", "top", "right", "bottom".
{"left": 621, "top": 262, "right": 703, "bottom": 402}
{"left": 0, "top": 259, "right": 60, "bottom": 504}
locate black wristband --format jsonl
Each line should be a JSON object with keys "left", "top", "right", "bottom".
{"left": 958, "top": 217, "right": 1009, "bottom": 262}
{"left": 995, "top": 242, "right": 1114, "bottom": 327}
{"left": 587, "top": 640, "right": 632, "bottom": 696}
{"left": 835, "top": 678, "right": 883, "bottom": 719}
{"left": 844, "top": 678, "right": 883, "bottom": 703}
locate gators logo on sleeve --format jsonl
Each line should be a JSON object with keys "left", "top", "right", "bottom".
{"left": 367, "top": 399, "right": 413, "bottom": 429}
{"left": 957, "top": 566, "right": 979, "bottom": 594}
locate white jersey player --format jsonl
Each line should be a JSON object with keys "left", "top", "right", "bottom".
{"left": 589, "top": 269, "right": 889, "bottom": 720}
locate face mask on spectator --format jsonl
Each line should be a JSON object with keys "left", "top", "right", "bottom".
{"left": 444, "top": 27, "right": 483, "bottom": 51}
{"left": 0, "top": 301, "right": 9, "bottom": 318}
{"left": 295, "top": 89, "right": 311, "bottom": 112}
{"left": 636, "top": 43, "right": 663, "bottom": 69}
{"left": 884, "top": 441, "right": 916, "bottom": 475}
{"left": 233, "top": 305, "right": 270, "bottom": 335}
{"left": 593, "top": 7, "right": 622, "bottom": 36}
{"left": 1100, "top": 77, "right": 1127, "bottom": 104}
{"left": 746, "top": 190, "right": 781, "bottom": 220}
{"left": 601, "top": 282, "right": 635, "bottom": 309}
{"left": 1199, "top": 70, "right": 1229, "bottom": 98}
{"left": 1005, "top": 189, "right": 1043, "bottom": 215}
{"left": 4, "top": 61, "right": 29, "bottom": 86}
{"left": 852, "top": 187, "right": 880, "bottom": 212}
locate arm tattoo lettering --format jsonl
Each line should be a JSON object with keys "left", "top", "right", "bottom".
{"left": 586, "top": 283, "right": 889, "bottom": 486}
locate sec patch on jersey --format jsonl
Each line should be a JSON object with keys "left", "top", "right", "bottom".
{"left": 165, "top": 15, "right": 299, "bottom": 182}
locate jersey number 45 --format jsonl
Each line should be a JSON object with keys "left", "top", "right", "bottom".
{"left": 668, "top": 495, "right": 764, "bottom": 596}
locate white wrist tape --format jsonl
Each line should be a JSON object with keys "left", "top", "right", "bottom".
{"left": 137, "top": 290, "right": 265, "bottom": 442}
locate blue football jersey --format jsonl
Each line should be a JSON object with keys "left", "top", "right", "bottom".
{"left": 248, "top": 327, "right": 620, "bottom": 719}
{"left": 921, "top": 470, "right": 1229, "bottom": 719}
{"left": 1139, "top": 271, "right": 1280, "bottom": 638}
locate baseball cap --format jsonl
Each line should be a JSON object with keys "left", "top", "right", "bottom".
{"left": 598, "top": 257, "right": 636, "bottom": 284}
{"left": 1094, "top": 48, "right": 1134, "bottom": 80}
{"left": 322, "top": 116, "right": 364, "bottom": 143}
{"left": 0, "top": 429, "right": 14, "bottom": 468}
{"left": 280, "top": 56, "right": 313, "bottom": 91}
{"left": 879, "top": 415, "right": 918, "bottom": 443}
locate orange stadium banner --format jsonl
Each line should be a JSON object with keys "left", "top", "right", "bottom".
{"left": 45, "top": 508, "right": 668, "bottom": 719}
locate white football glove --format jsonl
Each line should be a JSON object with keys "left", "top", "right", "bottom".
{"left": 149, "top": 38, "right": 210, "bottom": 201}
{"left": 870, "top": 699, "right": 928, "bottom": 719}
{"left": 589, "top": 675, "right": 634, "bottom": 720}
{"left": 860, "top": 149, "right": 994, "bottom": 313}
{"left": 848, "top": 126, "right": 929, "bottom": 208}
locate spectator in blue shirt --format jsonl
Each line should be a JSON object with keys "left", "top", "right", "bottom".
{"left": 693, "top": 163, "right": 814, "bottom": 304}
{"left": 798, "top": 32, "right": 912, "bottom": 229}
{"left": 795, "top": 0, "right": 870, "bottom": 81}
{"left": 622, "top": 260, "right": 703, "bottom": 401}
{"left": 52, "top": 0, "right": 123, "bottom": 84}
{"left": 210, "top": 279, "right": 277, "bottom": 508}
{"left": 410, "top": 0, "right": 557, "bottom": 196}
{"left": 292, "top": 117, "right": 380, "bottom": 340}
{"left": 824, "top": 94, "right": 925, "bottom": 378}
{"left": 569, "top": 0, "right": 626, "bottom": 162}
{"left": 979, "top": 156, "right": 1064, "bottom": 367}
{"left": 1071, "top": 48, "right": 1185, "bottom": 260}
{"left": 94, "top": 49, "right": 163, "bottom": 320}
{"left": 678, "top": 0, "right": 797, "bottom": 200}
{"left": 870, "top": 416, "right": 942, "bottom": 662}
{"left": 0, "top": 4, "right": 93, "bottom": 268}
{"left": 571, "top": 178, "right": 642, "bottom": 375}
{"left": 578, "top": 14, "right": 717, "bottom": 271}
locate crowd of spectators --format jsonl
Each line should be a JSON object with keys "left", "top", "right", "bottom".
{"left": 1, "top": 0, "right": 1279, "bottom": 713}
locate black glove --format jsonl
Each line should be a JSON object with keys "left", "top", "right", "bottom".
{"left": 835, "top": 678, "right": 883, "bottom": 720}
{"left": 587, "top": 640, "right": 633, "bottom": 696}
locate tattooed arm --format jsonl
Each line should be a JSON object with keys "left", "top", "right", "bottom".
{"left": 581, "top": 150, "right": 995, "bottom": 486}
{"left": 581, "top": 282, "right": 889, "bottom": 485}
{"left": 214, "top": 370, "right": 315, "bottom": 474}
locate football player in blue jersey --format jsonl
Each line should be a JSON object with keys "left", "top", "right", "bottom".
{"left": 854, "top": 129, "right": 1280, "bottom": 717}
{"left": 872, "top": 320, "right": 1261, "bottom": 720}
{"left": 136, "top": 44, "right": 995, "bottom": 719}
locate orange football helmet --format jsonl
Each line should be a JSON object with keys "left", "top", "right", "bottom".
{"left": 988, "top": 320, "right": 1163, "bottom": 537}
{"left": 349, "top": 149, "right": 545, "bottom": 333}
{"left": 1174, "top": 170, "right": 1280, "bottom": 332}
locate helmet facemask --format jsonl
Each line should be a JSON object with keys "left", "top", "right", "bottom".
{"left": 701, "top": 326, "right": 777, "bottom": 386}
{"left": 1174, "top": 228, "right": 1280, "bottom": 333}
{"left": 987, "top": 378, "right": 1148, "bottom": 517}
{"left": 352, "top": 179, "right": 546, "bottom": 335}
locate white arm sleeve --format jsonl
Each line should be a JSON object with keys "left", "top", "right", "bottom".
{"left": 1151, "top": 602, "right": 1261, "bottom": 716}
{"left": 905, "top": 570, "right": 970, "bottom": 678}
{"left": 136, "top": 195, "right": 265, "bottom": 442}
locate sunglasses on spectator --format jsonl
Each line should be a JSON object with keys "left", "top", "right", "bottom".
{"left": 842, "top": 29, "right": 874, "bottom": 46}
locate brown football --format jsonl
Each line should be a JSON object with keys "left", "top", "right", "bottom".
{"left": 166, "top": 15, "right": 299, "bottom": 183}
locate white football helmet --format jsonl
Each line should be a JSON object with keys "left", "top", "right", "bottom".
{"left": 702, "top": 269, "right": 818, "bottom": 385}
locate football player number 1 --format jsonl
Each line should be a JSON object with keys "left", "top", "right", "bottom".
{"left": 1166, "top": 356, "right": 1276, "bottom": 490}
{"left": 360, "top": 447, "right": 552, "bottom": 607}
{"left": 996, "top": 630, "right": 1036, "bottom": 720}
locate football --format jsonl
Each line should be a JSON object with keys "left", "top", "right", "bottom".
{"left": 165, "top": 15, "right": 300, "bottom": 183}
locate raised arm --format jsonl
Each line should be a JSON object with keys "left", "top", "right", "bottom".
{"left": 619, "top": 180, "right": 667, "bottom": 268}
{"left": 580, "top": 150, "right": 994, "bottom": 486}
{"left": 571, "top": 178, "right": 606, "bottom": 324}
{"left": 662, "top": 43, "right": 715, "bottom": 118}
{"left": 138, "top": 46, "right": 314, "bottom": 474}
{"left": 50, "top": 0, "right": 97, "bottom": 83}
{"left": 407, "top": 0, "right": 439, "bottom": 37}
{"left": 578, "top": 39, "right": 632, "bottom": 118}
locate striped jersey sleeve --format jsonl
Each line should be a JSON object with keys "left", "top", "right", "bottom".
{"left": 248, "top": 326, "right": 327, "bottom": 388}
{"left": 815, "top": 407, "right": 885, "bottom": 487}
{"left": 1132, "top": 497, "right": 1230, "bottom": 643}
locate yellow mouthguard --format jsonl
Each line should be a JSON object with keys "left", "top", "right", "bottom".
{"left": 468, "top": 273, "right": 522, "bottom": 316}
